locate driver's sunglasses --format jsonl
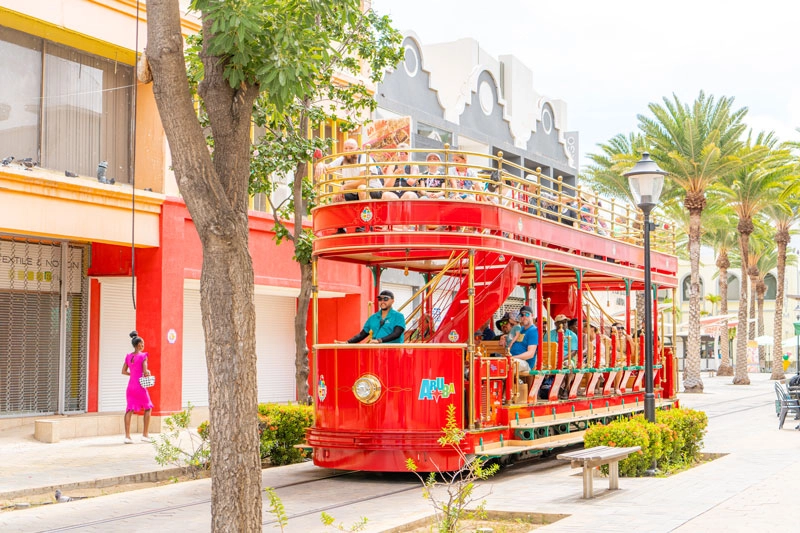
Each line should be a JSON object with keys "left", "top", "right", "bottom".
{"left": 377, "top": 296, "right": 392, "bottom": 302}
{"left": 520, "top": 312, "right": 532, "bottom": 317}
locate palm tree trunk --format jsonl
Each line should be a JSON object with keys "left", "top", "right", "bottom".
{"left": 734, "top": 230, "right": 752, "bottom": 385}
{"left": 748, "top": 274, "right": 757, "bottom": 342}
{"left": 717, "top": 265, "right": 733, "bottom": 376}
{"left": 757, "top": 283, "right": 765, "bottom": 371}
{"left": 683, "top": 209, "right": 704, "bottom": 392}
{"left": 771, "top": 234, "right": 788, "bottom": 380}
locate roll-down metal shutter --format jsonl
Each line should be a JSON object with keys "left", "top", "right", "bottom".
{"left": 97, "top": 277, "right": 137, "bottom": 412}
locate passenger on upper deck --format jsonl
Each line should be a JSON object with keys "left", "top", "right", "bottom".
{"left": 509, "top": 305, "right": 538, "bottom": 372}
{"left": 420, "top": 153, "right": 446, "bottom": 199}
{"left": 335, "top": 290, "right": 406, "bottom": 344}
{"left": 448, "top": 153, "right": 482, "bottom": 201}
{"left": 314, "top": 138, "right": 382, "bottom": 202}
{"left": 383, "top": 143, "right": 419, "bottom": 200}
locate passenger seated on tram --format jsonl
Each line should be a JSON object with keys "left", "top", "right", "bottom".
{"left": 420, "top": 153, "right": 446, "bottom": 199}
{"left": 314, "top": 138, "right": 382, "bottom": 202}
{"left": 509, "top": 306, "right": 538, "bottom": 373}
{"left": 549, "top": 314, "right": 578, "bottom": 360}
{"left": 448, "top": 153, "right": 482, "bottom": 201}
{"left": 476, "top": 319, "right": 497, "bottom": 341}
{"left": 334, "top": 290, "right": 406, "bottom": 344}
{"left": 584, "top": 323, "right": 607, "bottom": 368}
{"left": 406, "top": 313, "right": 434, "bottom": 342}
{"left": 383, "top": 143, "right": 419, "bottom": 200}
{"left": 496, "top": 312, "right": 519, "bottom": 350}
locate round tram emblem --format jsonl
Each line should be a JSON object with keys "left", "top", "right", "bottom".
{"left": 517, "top": 217, "right": 523, "bottom": 231}
{"left": 360, "top": 207, "right": 373, "bottom": 222}
{"left": 318, "top": 375, "right": 328, "bottom": 402}
{"left": 448, "top": 330, "right": 459, "bottom": 342}
{"left": 498, "top": 255, "right": 505, "bottom": 262}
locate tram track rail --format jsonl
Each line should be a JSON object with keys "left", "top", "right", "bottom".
{"left": 39, "top": 470, "right": 360, "bottom": 532}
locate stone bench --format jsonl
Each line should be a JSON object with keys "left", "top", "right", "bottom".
{"left": 556, "top": 445, "right": 642, "bottom": 498}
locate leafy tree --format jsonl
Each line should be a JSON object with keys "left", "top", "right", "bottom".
{"left": 639, "top": 92, "right": 748, "bottom": 392}
{"left": 145, "top": 0, "right": 401, "bottom": 528}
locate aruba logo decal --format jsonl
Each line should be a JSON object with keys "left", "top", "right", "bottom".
{"left": 418, "top": 377, "right": 455, "bottom": 402}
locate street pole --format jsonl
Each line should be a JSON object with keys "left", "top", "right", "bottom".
{"left": 642, "top": 207, "right": 655, "bottom": 423}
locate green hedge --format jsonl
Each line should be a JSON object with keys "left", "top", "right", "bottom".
{"left": 258, "top": 403, "right": 315, "bottom": 466}
{"left": 584, "top": 407, "right": 707, "bottom": 476}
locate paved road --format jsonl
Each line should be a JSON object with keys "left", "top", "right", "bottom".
{"left": 1, "top": 373, "right": 796, "bottom": 532}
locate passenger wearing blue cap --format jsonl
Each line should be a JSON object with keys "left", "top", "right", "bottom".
{"left": 335, "top": 290, "right": 406, "bottom": 344}
{"left": 509, "top": 305, "right": 538, "bottom": 371}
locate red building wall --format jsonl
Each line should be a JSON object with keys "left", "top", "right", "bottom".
{"left": 87, "top": 198, "right": 370, "bottom": 413}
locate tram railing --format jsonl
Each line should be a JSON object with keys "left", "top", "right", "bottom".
{"left": 312, "top": 145, "right": 676, "bottom": 254}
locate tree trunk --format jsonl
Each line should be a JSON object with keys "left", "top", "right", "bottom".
{"left": 683, "top": 208, "right": 704, "bottom": 392}
{"left": 756, "top": 281, "right": 766, "bottom": 371}
{"left": 295, "top": 261, "right": 313, "bottom": 403}
{"left": 147, "top": 1, "right": 262, "bottom": 529}
{"left": 733, "top": 231, "right": 751, "bottom": 385}
{"left": 748, "top": 273, "right": 757, "bottom": 342}
{"left": 717, "top": 264, "right": 733, "bottom": 376}
{"left": 771, "top": 233, "right": 788, "bottom": 380}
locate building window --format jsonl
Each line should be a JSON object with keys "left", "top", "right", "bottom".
{"left": 416, "top": 122, "right": 453, "bottom": 146}
{"left": 724, "top": 274, "right": 739, "bottom": 301}
{"left": 0, "top": 26, "right": 132, "bottom": 182}
{"left": 682, "top": 275, "right": 704, "bottom": 302}
{"left": 764, "top": 273, "right": 777, "bottom": 300}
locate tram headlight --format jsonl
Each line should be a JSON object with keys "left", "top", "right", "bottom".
{"left": 352, "top": 374, "right": 381, "bottom": 405}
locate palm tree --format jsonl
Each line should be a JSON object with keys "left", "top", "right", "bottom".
{"left": 713, "top": 131, "right": 783, "bottom": 385}
{"left": 702, "top": 208, "right": 739, "bottom": 376}
{"left": 764, "top": 191, "right": 800, "bottom": 380}
{"left": 639, "top": 92, "right": 748, "bottom": 392}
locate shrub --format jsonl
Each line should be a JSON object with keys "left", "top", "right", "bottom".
{"left": 584, "top": 416, "right": 652, "bottom": 477}
{"left": 584, "top": 407, "right": 708, "bottom": 476}
{"left": 153, "top": 403, "right": 210, "bottom": 478}
{"left": 258, "top": 403, "right": 314, "bottom": 465}
{"left": 656, "top": 407, "right": 708, "bottom": 465}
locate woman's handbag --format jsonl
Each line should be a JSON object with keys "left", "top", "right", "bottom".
{"left": 139, "top": 375, "right": 156, "bottom": 388}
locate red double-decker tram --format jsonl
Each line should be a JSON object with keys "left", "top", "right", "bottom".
{"left": 307, "top": 147, "right": 679, "bottom": 472}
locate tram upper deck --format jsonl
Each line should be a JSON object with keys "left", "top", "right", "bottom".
{"left": 311, "top": 146, "right": 678, "bottom": 292}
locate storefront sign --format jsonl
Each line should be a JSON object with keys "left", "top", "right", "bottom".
{"left": 0, "top": 241, "right": 83, "bottom": 292}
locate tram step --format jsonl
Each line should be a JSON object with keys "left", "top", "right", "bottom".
{"left": 510, "top": 397, "right": 677, "bottom": 429}
{"left": 474, "top": 431, "right": 587, "bottom": 457}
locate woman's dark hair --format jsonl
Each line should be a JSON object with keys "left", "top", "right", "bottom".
{"left": 130, "top": 331, "right": 143, "bottom": 348}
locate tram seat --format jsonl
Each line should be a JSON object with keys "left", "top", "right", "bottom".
{"left": 479, "top": 340, "right": 508, "bottom": 357}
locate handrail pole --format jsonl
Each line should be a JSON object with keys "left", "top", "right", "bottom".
{"left": 468, "top": 248, "right": 477, "bottom": 428}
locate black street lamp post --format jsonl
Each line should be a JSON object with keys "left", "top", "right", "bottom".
{"left": 625, "top": 153, "right": 667, "bottom": 424}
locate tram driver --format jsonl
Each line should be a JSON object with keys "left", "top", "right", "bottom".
{"left": 334, "top": 290, "right": 406, "bottom": 344}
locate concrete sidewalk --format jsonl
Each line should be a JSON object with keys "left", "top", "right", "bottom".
{"left": 0, "top": 424, "right": 177, "bottom": 501}
{"left": 1, "top": 372, "right": 798, "bottom": 532}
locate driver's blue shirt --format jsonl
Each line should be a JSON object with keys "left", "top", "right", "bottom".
{"left": 363, "top": 308, "right": 406, "bottom": 343}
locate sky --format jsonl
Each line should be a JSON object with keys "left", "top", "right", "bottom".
{"left": 373, "top": 0, "right": 800, "bottom": 172}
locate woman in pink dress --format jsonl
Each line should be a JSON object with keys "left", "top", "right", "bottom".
{"left": 122, "top": 331, "right": 154, "bottom": 444}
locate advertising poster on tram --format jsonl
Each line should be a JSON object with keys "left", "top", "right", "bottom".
{"left": 364, "top": 116, "right": 411, "bottom": 162}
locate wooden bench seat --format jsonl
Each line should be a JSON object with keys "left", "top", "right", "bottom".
{"left": 556, "top": 445, "right": 641, "bottom": 498}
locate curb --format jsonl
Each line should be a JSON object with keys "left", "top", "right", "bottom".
{"left": 0, "top": 467, "right": 186, "bottom": 501}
